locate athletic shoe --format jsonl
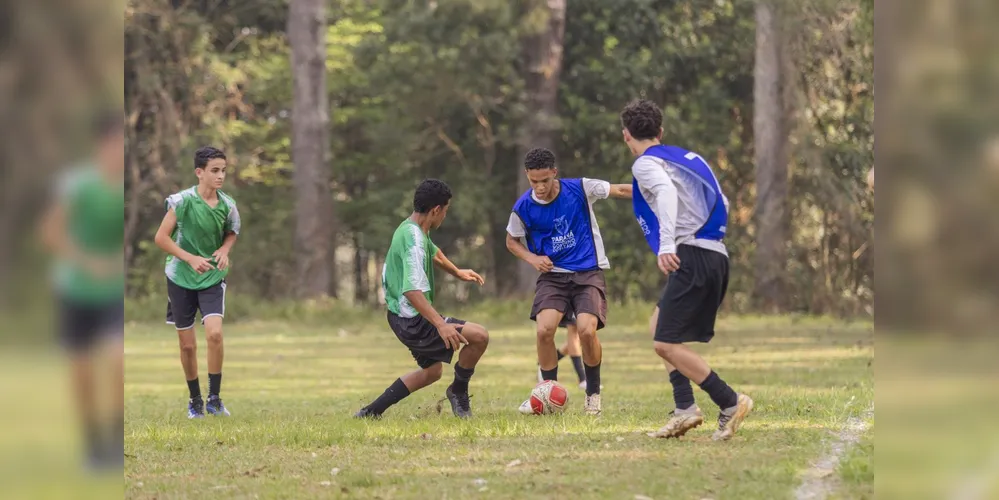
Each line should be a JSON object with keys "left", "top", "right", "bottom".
{"left": 445, "top": 385, "right": 472, "bottom": 418}
{"left": 712, "top": 394, "right": 754, "bottom": 441}
{"left": 648, "top": 405, "right": 704, "bottom": 438}
{"left": 584, "top": 393, "right": 602, "bottom": 416}
{"left": 187, "top": 397, "right": 205, "bottom": 419}
{"left": 353, "top": 407, "right": 381, "bottom": 419}
{"left": 206, "top": 395, "right": 230, "bottom": 417}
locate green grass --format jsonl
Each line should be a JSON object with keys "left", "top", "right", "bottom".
{"left": 125, "top": 314, "right": 873, "bottom": 499}
{"left": 834, "top": 421, "right": 874, "bottom": 500}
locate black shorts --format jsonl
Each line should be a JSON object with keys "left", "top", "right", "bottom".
{"left": 58, "top": 297, "right": 124, "bottom": 353}
{"left": 655, "top": 244, "right": 729, "bottom": 344}
{"left": 387, "top": 311, "right": 466, "bottom": 369}
{"left": 166, "top": 278, "right": 227, "bottom": 330}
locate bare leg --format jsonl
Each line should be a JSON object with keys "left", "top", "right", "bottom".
{"left": 456, "top": 322, "right": 489, "bottom": 369}
{"left": 575, "top": 313, "right": 602, "bottom": 367}
{"left": 535, "top": 309, "right": 563, "bottom": 373}
{"left": 562, "top": 324, "right": 582, "bottom": 356}
{"left": 204, "top": 316, "right": 224, "bottom": 375}
{"left": 400, "top": 362, "right": 444, "bottom": 392}
{"left": 177, "top": 328, "right": 198, "bottom": 382}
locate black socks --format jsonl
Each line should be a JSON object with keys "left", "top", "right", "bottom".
{"left": 669, "top": 370, "right": 695, "bottom": 410}
{"left": 365, "top": 378, "right": 412, "bottom": 415}
{"left": 698, "top": 371, "right": 738, "bottom": 410}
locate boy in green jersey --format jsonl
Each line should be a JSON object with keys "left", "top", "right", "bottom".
{"left": 354, "top": 179, "right": 489, "bottom": 419}
{"left": 153, "top": 146, "right": 241, "bottom": 419}
{"left": 40, "top": 112, "right": 125, "bottom": 470}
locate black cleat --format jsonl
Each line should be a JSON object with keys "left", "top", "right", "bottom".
{"left": 353, "top": 408, "right": 382, "bottom": 419}
{"left": 445, "top": 385, "right": 472, "bottom": 419}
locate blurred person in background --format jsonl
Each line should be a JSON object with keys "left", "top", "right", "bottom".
{"left": 39, "top": 112, "right": 125, "bottom": 471}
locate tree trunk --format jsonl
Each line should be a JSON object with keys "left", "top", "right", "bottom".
{"left": 516, "top": 0, "right": 566, "bottom": 295}
{"left": 752, "top": 0, "right": 790, "bottom": 313}
{"left": 288, "top": 0, "right": 335, "bottom": 298}
{"left": 353, "top": 233, "right": 369, "bottom": 304}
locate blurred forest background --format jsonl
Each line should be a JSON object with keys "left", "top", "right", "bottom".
{"left": 117, "top": 0, "right": 874, "bottom": 316}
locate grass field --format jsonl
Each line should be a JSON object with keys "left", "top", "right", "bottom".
{"left": 124, "top": 314, "right": 873, "bottom": 499}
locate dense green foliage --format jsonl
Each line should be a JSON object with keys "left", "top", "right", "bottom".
{"left": 124, "top": 0, "right": 873, "bottom": 315}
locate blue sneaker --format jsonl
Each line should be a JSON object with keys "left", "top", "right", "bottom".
{"left": 206, "top": 395, "right": 230, "bottom": 416}
{"left": 187, "top": 397, "right": 205, "bottom": 419}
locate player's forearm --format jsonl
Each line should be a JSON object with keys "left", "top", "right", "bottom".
{"left": 505, "top": 234, "right": 537, "bottom": 263}
{"left": 154, "top": 232, "right": 196, "bottom": 263}
{"left": 653, "top": 191, "right": 677, "bottom": 254}
{"left": 403, "top": 290, "right": 446, "bottom": 328}
{"left": 609, "top": 184, "right": 633, "bottom": 199}
{"left": 433, "top": 250, "right": 461, "bottom": 278}
{"left": 219, "top": 232, "right": 238, "bottom": 252}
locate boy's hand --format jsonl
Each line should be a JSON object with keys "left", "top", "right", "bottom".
{"left": 186, "top": 255, "right": 215, "bottom": 274}
{"left": 530, "top": 255, "right": 554, "bottom": 273}
{"left": 455, "top": 269, "right": 485, "bottom": 285}
{"left": 657, "top": 253, "right": 681, "bottom": 276}
{"left": 437, "top": 322, "right": 468, "bottom": 351}
{"left": 212, "top": 248, "right": 231, "bottom": 270}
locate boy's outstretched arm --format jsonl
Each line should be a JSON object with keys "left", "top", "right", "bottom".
{"left": 433, "top": 249, "right": 484, "bottom": 285}
{"left": 154, "top": 209, "right": 214, "bottom": 275}
{"left": 609, "top": 183, "right": 633, "bottom": 199}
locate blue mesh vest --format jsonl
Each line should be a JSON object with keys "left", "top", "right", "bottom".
{"left": 632, "top": 145, "right": 728, "bottom": 254}
{"left": 513, "top": 178, "right": 599, "bottom": 272}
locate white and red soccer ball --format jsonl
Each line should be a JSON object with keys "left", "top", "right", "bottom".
{"left": 527, "top": 380, "right": 569, "bottom": 415}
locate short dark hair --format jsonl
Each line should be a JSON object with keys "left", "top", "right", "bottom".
{"left": 620, "top": 99, "right": 663, "bottom": 141}
{"left": 194, "top": 146, "right": 226, "bottom": 170}
{"left": 413, "top": 178, "right": 452, "bottom": 213}
{"left": 523, "top": 147, "right": 556, "bottom": 171}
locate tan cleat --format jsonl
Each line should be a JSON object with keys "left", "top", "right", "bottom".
{"left": 584, "top": 393, "right": 602, "bottom": 416}
{"left": 648, "top": 405, "right": 704, "bottom": 439}
{"left": 712, "top": 394, "right": 754, "bottom": 441}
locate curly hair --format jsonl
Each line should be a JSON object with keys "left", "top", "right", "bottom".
{"left": 523, "top": 147, "right": 556, "bottom": 171}
{"left": 413, "top": 178, "right": 452, "bottom": 213}
{"left": 194, "top": 146, "right": 227, "bottom": 170}
{"left": 620, "top": 99, "right": 663, "bottom": 141}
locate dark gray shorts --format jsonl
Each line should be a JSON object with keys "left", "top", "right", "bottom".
{"left": 530, "top": 269, "right": 607, "bottom": 330}
{"left": 166, "top": 278, "right": 227, "bottom": 330}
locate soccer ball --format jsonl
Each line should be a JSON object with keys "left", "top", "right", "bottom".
{"left": 528, "top": 380, "right": 569, "bottom": 415}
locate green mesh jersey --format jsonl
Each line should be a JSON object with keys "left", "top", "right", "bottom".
{"left": 382, "top": 219, "right": 439, "bottom": 318}
{"left": 164, "top": 186, "right": 241, "bottom": 290}
{"left": 52, "top": 165, "right": 124, "bottom": 304}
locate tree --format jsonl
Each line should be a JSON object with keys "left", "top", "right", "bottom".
{"left": 288, "top": 0, "right": 336, "bottom": 298}
{"left": 752, "top": 0, "right": 790, "bottom": 312}
{"left": 515, "top": 0, "right": 567, "bottom": 294}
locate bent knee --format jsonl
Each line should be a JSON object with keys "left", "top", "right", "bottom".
{"left": 654, "top": 341, "right": 679, "bottom": 359}
{"left": 536, "top": 323, "right": 557, "bottom": 340}
{"left": 462, "top": 324, "right": 489, "bottom": 346}
{"left": 205, "top": 329, "right": 223, "bottom": 344}
{"left": 576, "top": 325, "right": 597, "bottom": 340}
